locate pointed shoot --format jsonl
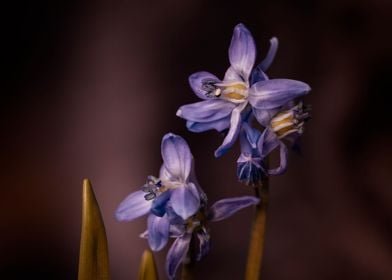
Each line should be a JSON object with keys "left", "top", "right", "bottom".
{"left": 78, "top": 179, "right": 110, "bottom": 280}
{"left": 138, "top": 250, "right": 159, "bottom": 280}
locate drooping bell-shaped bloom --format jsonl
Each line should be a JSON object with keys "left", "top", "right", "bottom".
{"left": 141, "top": 195, "right": 260, "bottom": 279}
{"left": 177, "top": 23, "right": 310, "bottom": 157}
{"left": 254, "top": 102, "right": 312, "bottom": 176}
{"left": 115, "top": 133, "right": 201, "bottom": 250}
{"left": 237, "top": 122, "right": 268, "bottom": 186}
{"left": 269, "top": 102, "right": 311, "bottom": 141}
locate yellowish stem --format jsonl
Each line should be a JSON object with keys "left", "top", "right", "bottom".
{"left": 181, "top": 261, "right": 195, "bottom": 280}
{"left": 245, "top": 178, "right": 269, "bottom": 280}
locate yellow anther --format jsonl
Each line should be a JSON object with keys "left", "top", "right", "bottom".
{"left": 224, "top": 92, "right": 246, "bottom": 100}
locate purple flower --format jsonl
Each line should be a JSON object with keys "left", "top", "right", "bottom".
{"left": 236, "top": 102, "right": 311, "bottom": 184}
{"left": 142, "top": 196, "right": 260, "bottom": 280}
{"left": 256, "top": 102, "right": 311, "bottom": 176}
{"left": 177, "top": 23, "right": 310, "bottom": 157}
{"left": 115, "top": 133, "right": 201, "bottom": 250}
{"left": 237, "top": 122, "right": 266, "bottom": 186}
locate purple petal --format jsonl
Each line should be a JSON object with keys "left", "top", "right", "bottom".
{"left": 223, "top": 66, "right": 242, "bottom": 82}
{"left": 268, "top": 142, "right": 288, "bottom": 175}
{"left": 239, "top": 131, "right": 252, "bottom": 156}
{"left": 186, "top": 116, "right": 230, "bottom": 133}
{"left": 250, "top": 67, "right": 269, "bottom": 85}
{"left": 171, "top": 183, "right": 200, "bottom": 220}
{"left": 189, "top": 71, "right": 220, "bottom": 99}
{"left": 195, "top": 228, "right": 210, "bottom": 261}
{"left": 229, "top": 23, "right": 256, "bottom": 81}
{"left": 188, "top": 164, "right": 208, "bottom": 205}
{"left": 259, "top": 37, "right": 279, "bottom": 71}
{"left": 170, "top": 224, "right": 186, "bottom": 238}
{"left": 239, "top": 122, "right": 261, "bottom": 155}
{"left": 259, "top": 127, "right": 280, "bottom": 158}
{"left": 208, "top": 196, "right": 260, "bottom": 222}
{"left": 151, "top": 190, "right": 172, "bottom": 217}
{"left": 166, "top": 234, "right": 191, "bottom": 280}
{"left": 147, "top": 214, "right": 170, "bottom": 251}
{"left": 214, "top": 102, "right": 247, "bottom": 157}
{"left": 237, "top": 159, "right": 265, "bottom": 186}
{"left": 177, "top": 99, "right": 236, "bottom": 122}
{"left": 253, "top": 107, "right": 279, "bottom": 126}
{"left": 115, "top": 190, "right": 152, "bottom": 222}
{"left": 248, "top": 79, "right": 311, "bottom": 109}
{"left": 159, "top": 164, "right": 173, "bottom": 182}
{"left": 161, "top": 133, "right": 192, "bottom": 182}
{"left": 165, "top": 202, "right": 185, "bottom": 225}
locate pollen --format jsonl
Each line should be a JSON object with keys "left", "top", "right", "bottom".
{"left": 224, "top": 91, "right": 245, "bottom": 100}
{"left": 221, "top": 82, "right": 248, "bottom": 102}
{"left": 214, "top": 88, "right": 222, "bottom": 97}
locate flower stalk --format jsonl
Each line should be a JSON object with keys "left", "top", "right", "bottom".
{"left": 181, "top": 257, "right": 195, "bottom": 280}
{"left": 180, "top": 231, "right": 197, "bottom": 280}
{"left": 181, "top": 264, "right": 194, "bottom": 280}
{"left": 245, "top": 176, "right": 269, "bottom": 280}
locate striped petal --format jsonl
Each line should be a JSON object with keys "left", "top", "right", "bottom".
{"left": 147, "top": 214, "right": 170, "bottom": 251}
{"left": 115, "top": 190, "right": 152, "bottom": 222}
{"left": 166, "top": 234, "right": 191, "bottom": 280}
{"left": 228, "top": 23, "right": 256, "bottom": 82}
{"left": 186, "top": 116, "right": 230, "bottom": 133}
{"left": 177, "top": 99, "right": 236, "bottom": 122}
{"left": 214, "top": 102, "right": 247, "bottom": 157}
{"left": 208, "top": 196, "right": 260, "bottom": 222}
{"left": 171, "top": 182, "right": 200, "bottom": 220}
{"left": 268, "top": 142, "right": 288, "bottom": 175}
{"left": 189, "top": 71, "right": 220, "bottom": 99}
{"left": 161, "top": 133, "right": 192, "bottom": 182}
{"left": 249, "top": 79, "right": 311, "bottom": 109}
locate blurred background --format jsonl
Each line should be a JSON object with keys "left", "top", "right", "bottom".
{"left": 1, "top": 0, "right": 391, "bottom": 279}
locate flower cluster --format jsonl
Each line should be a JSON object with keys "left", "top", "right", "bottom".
{"left": 177, "top": 23, "right": 311, "bottom": 185}
{"left": 116, "top": 23, "right": 311, "bottom": 280}
{"left": 116, "top": 133, "right": 259, "bottom": 279}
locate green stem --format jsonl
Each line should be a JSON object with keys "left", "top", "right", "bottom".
{"left": 245, "top": 177, "right": 269, "bottom": 280}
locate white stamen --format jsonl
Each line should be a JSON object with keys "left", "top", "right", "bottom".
{"left": 272, "top": 121, "right": 294, "bottom": 132}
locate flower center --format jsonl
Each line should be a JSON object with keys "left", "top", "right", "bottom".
{"left": 270, "top": 103, "right": 311, "bottom": 139}
{"left": 202, "top": 79, "right": 248, "bottom": 103}
{"left": 142, "top": 175, "right": 165, "bottom": 200}
{"left": 185, "top": 209, "right": 206, "bottom": 232}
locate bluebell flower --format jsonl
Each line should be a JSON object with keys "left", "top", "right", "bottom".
{"left": 177, "top": 23, "right": 310, "bottom": 157}
{"left": 141, "top": 195, "right": 260, "bottom": 280}
{"left": 115, "top": 133, "right": 201, "bottom": 250}
{"left": 269, "top": 102, "right": 311, "bottom": 141}
{"left": 254, "top": 102, "right": 312, "bottom": 176}
{"left": 237, "top": 122, "right": 266, "bottom": 186}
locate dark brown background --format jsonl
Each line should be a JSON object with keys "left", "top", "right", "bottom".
{"left": 1, "top": 0, "right": 391, "bottom": 279}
